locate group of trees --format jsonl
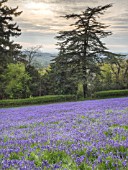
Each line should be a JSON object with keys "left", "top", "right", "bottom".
{"left": 98, "top": 56, "right": 128, "bottom": 91}
{"left": 43, "top": 4, "right": 128, "bottom": 98}
{"left": 0, "top": 0, "right": 127, "bottom": 99}
{"left": 41, "top": 54, "right": 128, "bottom": 97}
{"left": 0, "top": 0, "right": 41, "bottom": 99}
{"left": 0, "top": 0, "right": 21, "bottom": 98}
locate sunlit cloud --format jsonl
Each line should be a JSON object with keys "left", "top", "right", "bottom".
{"left": 107, "top": 44, "right": 128, "bottom": 53}
{"left": 16, "top": 41, "right": 57, "bottom": 53}
{"left": 24, "top": 2, "right": 54, "bottom": 16}
{"left": 7, "top": 0, "right": 128, "bottom": 53}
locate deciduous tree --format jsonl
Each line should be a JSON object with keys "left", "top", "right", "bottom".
{"left": 4, "top": 63, "right": 31, "bottom": 99}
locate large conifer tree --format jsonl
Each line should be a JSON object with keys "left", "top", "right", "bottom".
{"left": 0, "top": 0, "right": 22, "bottom": 99}
{"left": 56, "top": 4, "right": 114, "bottom": 98}
{"left": 0, "top": 0, "right": 22, "bottom": 67}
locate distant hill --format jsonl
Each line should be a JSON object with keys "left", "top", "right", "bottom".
{"left": 20, "top": 51, "right": 57, "bottom": 68}
{"left": 22, "top": 51, "right": 128, "bottom": 68}
{"left": 32, "top": 52, "right": 57, "bottom": 68}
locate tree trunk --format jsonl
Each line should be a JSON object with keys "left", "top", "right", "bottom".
{"left": 82, "top": 64, "right": 88, "bottom": 98}
{"left": 83, "top": 83, "right": 88, "bottom": 98}
{"left": 39, "top": 77, "right": 42, "bottom": 96}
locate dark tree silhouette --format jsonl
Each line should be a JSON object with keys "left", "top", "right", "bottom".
{"left": 0, "top": 0, "right": 22, "bottom": 66}
{"left": 56, "top": 4, "right": 114, "bottom": 98}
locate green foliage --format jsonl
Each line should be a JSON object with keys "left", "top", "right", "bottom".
{"left": 28, "top": 152, "right": 40, "bottom": 166}
{"left": 26, "top": 65, "right": 41, "bottom": 96}
{"left": 3, "top": 136, "right": 9, "bottom": 142}
{"left": 113, "top": 134, "right": 126, "bottom": 141}
{"left": 27, "top": 150, "right": 77, "bottom": 169}
{"left": 4, "top": 63, "right": 31, "bottom": 99}
{"left": 94, "top": 89, "right": 128, "bottom": 98}
{"left": 77, "top": 83, "right": 84, "bottom": 99}
{"left": 79, "top": 163, "right": 92, "bottom": 170}
{"left": 41, "top": 63, "right": 77, "bottom": 96}
{"left": 0, "top": 0, "right": 22, "bottom": 61}
{"left": 111, "top": 124, "right": 128, "bottom": 131}
{"left": 93, "top": 57, "right": 128, "bottom": 93}
{"left": 104, "top": 129, "right": 113, "bottom": 137}
{"left": 18, "top": 125, "right": 28, "bottom": 129}
{"left": 0, "top": 95, "right": 76, "bottom": 107}
{"left": 121, "top": 125, "right": 128, "bottom": 130}
{"left": 9, "top": 152, "right": 24, "bottom": 160}
{"left": 56, "top": 4, "right": 114, "bottom": 98}
{"left": 0, "top": 0, "right": 22, "bottom": 99}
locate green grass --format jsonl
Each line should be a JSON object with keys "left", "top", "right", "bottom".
{"left": 9, "top": 152, "right": 24, "bottom": 160}
{"left": 18, "top": 125, "right": 28, "bottom": 129}
{"left": 26, "top": 149, "right": 78, "bottom": 169}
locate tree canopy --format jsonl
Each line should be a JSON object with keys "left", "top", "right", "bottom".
{"left": 0, "top": 0, "right": 22, "bottom": 64}
{"left": 55, "top": 4, "right": 116, "bottom": 98}
{"left": 4, "top": 63, "right": 31, "bottom": 99}
{"left": 0, "top": 0, "right": 22, "bottom": 99}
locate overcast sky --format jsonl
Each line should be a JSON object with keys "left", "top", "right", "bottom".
{"left": 7, "top": 0, "right": 128, "bottom": 53}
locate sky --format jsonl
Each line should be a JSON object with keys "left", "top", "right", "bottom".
{"left": 7, "top": 0, "right": 128, "bottom": 53}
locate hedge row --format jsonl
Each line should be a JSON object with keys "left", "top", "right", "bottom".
{"left": 94, "top": 89, "right": 128, "bottom": 98}
{"left": 0, "top": 95, "right": 76, "bottom": 108}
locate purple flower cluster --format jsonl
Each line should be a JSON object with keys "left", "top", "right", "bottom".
{"left": 0, "top": 97, "right": 128, "bottom": 169}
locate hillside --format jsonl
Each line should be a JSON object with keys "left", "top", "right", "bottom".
{"left": 32, "top": 52, "right": 56, "bottom": 68}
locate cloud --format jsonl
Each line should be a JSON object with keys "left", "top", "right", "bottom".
{"left": 111, "top": 25, "right": 128, "bottom": 29}
{"left": 19, "top": 22, "right": 51, "bottom": 32}
{"left": 15, "top": 40, "right": 57, "bottom": 53}
{"left": 105, "top": 15, "right": 128, "bottom": 23}
{"left": 107, "top": 44, "right": 128, "bottom": 53}
{"left": 7, "top": 0, "right": 128, "bottom": 53}
{"left": 32, "top": 0, "right": 97, "bottom": 4}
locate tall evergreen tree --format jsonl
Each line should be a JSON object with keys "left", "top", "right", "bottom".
{"left": 56, "top": 4, "right": 114, "bottom": 98}
{"left": 0, "top": 0, "right": 22, "bottom": 67}
{"left": 0, "top": 0, "right": 22, "bottom": 99}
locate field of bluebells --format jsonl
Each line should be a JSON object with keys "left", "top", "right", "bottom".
{"left": 0, "top": 97, "right": 128, "bottom": 170}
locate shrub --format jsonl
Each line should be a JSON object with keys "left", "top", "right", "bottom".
{"left": 94, "top": 89, "right": 128, "bottom": 98}
{"left": 0, "top": 95, "right": 76, "bottom": 108}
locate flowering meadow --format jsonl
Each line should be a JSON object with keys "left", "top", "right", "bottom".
{"left": 0, "top": 97, "right": 128, "bottom": 170}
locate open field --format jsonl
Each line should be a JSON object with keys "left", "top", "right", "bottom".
{"left": 0, "top": 97, "right": 128, "bottom": 169}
